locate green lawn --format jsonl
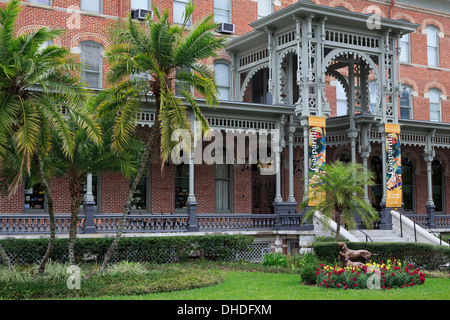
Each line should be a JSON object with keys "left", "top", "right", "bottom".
{"left": 91, "top": 270, "right": 450, "bottom": 300}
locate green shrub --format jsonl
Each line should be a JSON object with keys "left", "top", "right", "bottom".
{"left": 0, "top": 235, "right": 254, "bottom": 266}
{"left": 299, "top": 252, "right": 320, "bottom": 285}
{"left": 262, "top": 252, "right": 287, "bottom": 267}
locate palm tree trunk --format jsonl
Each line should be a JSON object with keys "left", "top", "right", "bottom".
{"left": 0, "top": 243, "right": 14, "bottom": 271}
{"left": 99, "top": 135, "right": 152, "bottom": 272}
{"left": 68, "top": 174, "right": 83, "bottom": 265}
{"left": 34, "top": 153, "right": 56, "bottom": 275}
{"left": 335, "top": 211, "right": 341, "bottom": 241}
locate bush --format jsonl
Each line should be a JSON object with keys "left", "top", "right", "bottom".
{"left": 299, "top": 252, "right": 321, "bottom": 285}
{"left": 0, "top": 235, "right": 254, "bottom": 266}
{"left": 312, "top": 241, "right": 450, "bottom": 270}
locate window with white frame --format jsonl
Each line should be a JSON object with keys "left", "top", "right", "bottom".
{"left": 80, "top": 41, "right": 103, "bottom": 89}
{"left": 426, "top": 25, "right": 439, "bottom": 67}
{"left": 174, "top": 67, "right": 192, "bottom": 96}
{"left": 173, "top": 0, "right": 191, "bottom": 26}
{"left": 400, "top": 84, "right": 413, "bottom": 119}
{"left": 214, "top": 0, "right": 231, "bottom": 24}
{"left": 215, "top": 156, "right": 232, "bottom": 212}
{"left": 131, "top": 0, "right": 151, "bottom": 10}
{"left": 399, "top": 33, "right": 410, "bottom": 63}
{"left": 214, "top": 62, "right": 230, "bottom": 100}
{"left": 257, "top": 0, "right": 272, "bottom": 19}
{"left": 336, "top": 81, "right": 347, "bottom": 116}
{"left": 81, "top": 0, "right": 102, "bottom": 14}
{"left": 429, "top": 88, "right": 441, "bottom": 122}
{"left": 29, "top": 0, "right": 51, "bottom": 5}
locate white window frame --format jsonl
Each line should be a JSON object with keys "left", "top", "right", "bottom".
{"left": 257, "top": 0, "right": 273, "bottom": 19}
{"left": 81, "top": 0, "right": 102, "bottom": 14}
{"left": 400, "top": 84, "right": 413, "bottom": 120}
{"left": 173, "top": 0, "right": 191, "bottom": 27}
{"left": 29, "top": 0, "right": 51, "bottom": 6}
{"left": 426, "top": 25, "right": 439, "bottom": 67}
{"left": 80, "top": 41, "right": 104, "bottom": 89}
{"left": 336, "top": 81, "right": 347, "bottom": 116}
{"left": 214, "top": 0, "right": 231, "bottom": 24}
{"left": 214, "top": 61, "right": 231, "bottom": 101}
{"left": 131, "top": 0, "right": 151, "bottom": 10}
{"left": 399, "top": 33, "right": 411, "bottom": 63}
{"left": 429, "top": 88, "right": 441, "bottom": 122}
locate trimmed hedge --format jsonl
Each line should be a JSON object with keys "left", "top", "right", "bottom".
{"left": 312, "top": 241, "right": 450, "bottom": 270}
{"left": 0, "top": 235, "right": 254, "bottom": 265}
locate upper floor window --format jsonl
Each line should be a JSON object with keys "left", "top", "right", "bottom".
{"left": 214, "top": 0, "right": 231, "bottom": 24}
{"left": 173, "top": 0, "right": 191, "bottom": 27}
{"left": 426, "top": 25, "right": 439, "bottom": 67}
{"left": 174, "top": 67, "right": 192, "bottom": 96}
{"left": 429, "top": 88, "right": 441, "bottom": 122}
{"left": 80, "top": 41, "right": 103, "bottom": 89}
{"left": 81, "top": 0, "right": 102, "bottom": 14}
{"left": 214, "top": 62, "right": 230, "bottom": 100}
{"left": 400, "top": 84, "right": 413, "bottom": 119}
{"left": 131, "top": 0, "right": 151, "bottom": 10}
{"left": 336, "top": 81, "right": 347, "bottom": 116}
{"left": 29, "top": 0, "right": 51, "bottom": 5}
{"left": 257, "top": 0, "right": 273, "bottom": 19}
{"left": 399, "top": 33, "right": 410, "bottom": 63}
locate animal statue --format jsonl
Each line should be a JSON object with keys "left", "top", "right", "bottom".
{"left": 337, "top": 242, "right": 377, "bottom": 264}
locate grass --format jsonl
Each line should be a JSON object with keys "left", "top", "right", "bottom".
{"left": 1, "top": 260, "right": 450, "bottom": 300}
{"left": 91, "top": 269, "right": 450, "bottom": 300}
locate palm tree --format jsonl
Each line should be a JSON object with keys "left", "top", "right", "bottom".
{"left": 41, "top": 116, "right": 143, "bottom": 265}
{"left": 0, "top": 0, "right": 102, "bottom": 274}
{"left": 299, "top": 161, "right": 378, "bottom": 240}
{"left": 97, "top": 4, "right": 227, "bottom": 270}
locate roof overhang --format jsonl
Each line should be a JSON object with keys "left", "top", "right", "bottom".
{"left": 227, "top": 0, "right": 419, "bottom": 53}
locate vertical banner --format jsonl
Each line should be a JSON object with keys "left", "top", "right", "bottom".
{"left": 385, "top": 123, "right": 402, "bottom": 208}
{"left": 308, "top": 116, "right": 326, "bottom": 206}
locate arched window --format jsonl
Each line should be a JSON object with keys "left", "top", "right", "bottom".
{"left": 338, "top": 153, "right": 350, "bottom": 163}
{"left": 429, "top": 88, "right": 441, "bottom": 122}
{"left": 80, "top": 41, "right": 103, "bottom": 89}
{"left": 432, "top": 159, "right": 444, "bottom": 213}
{"left": 426, "top": 25, "right": 439, "bottom": 67}
{"left": 214, "top": 62, "right": 230, "bottom": 101}
{"left": 402, "top": 158, "right": 414, "bottom": 212}
{"left": 400, "top": 84, "right": 413, "bottom": 119}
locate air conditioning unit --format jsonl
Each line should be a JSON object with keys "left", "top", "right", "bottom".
{"left": 131, "top": 9, "right": 152, "bottom": 20}
{"left": 217, "top": 22, "right": 235, "bottom": 34}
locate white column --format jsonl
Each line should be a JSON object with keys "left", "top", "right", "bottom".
{"left": 85, "top": 173, "right": 94, "bottom": 202}
{"left": 187, "top": 116, "right": 196, "bottom": 203}
{"left": 287, "top": 122, "right": 296, "bottom": 203}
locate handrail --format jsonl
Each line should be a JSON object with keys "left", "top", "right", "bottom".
{"left": 398, "top": 211, "right": 450, "bottom": 246}
{"left": 358, "top": 228, "right": 373, "bottom": 242}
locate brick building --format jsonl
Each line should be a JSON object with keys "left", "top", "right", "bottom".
{"left": 0, "top": 0, "right": 449, "bottom": 244}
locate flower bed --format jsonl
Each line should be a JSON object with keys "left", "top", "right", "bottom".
{"left": 315, "top": 259, "right": 426, "bottom": 290}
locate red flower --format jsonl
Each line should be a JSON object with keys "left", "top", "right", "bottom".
{"left": 344, "top": 286, "right": 348, "bottom": 290}
{"left": 354, "top": 283, "right": 357, "bottom": 287}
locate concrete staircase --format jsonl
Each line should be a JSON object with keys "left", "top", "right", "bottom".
{"left": 350, "top": 229, "right": 410, "bottom": 243}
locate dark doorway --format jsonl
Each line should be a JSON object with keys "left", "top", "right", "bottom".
{"left": 252, "top": 164, "right": 275, "bottom": 214}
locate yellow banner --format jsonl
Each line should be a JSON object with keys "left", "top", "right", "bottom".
{"left": 385, "top": 124, "right": 402, "bottom": 208}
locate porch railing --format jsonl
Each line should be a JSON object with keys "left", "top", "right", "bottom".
{"left": 0, "top": 212, "right": 311, "bottom": 235}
